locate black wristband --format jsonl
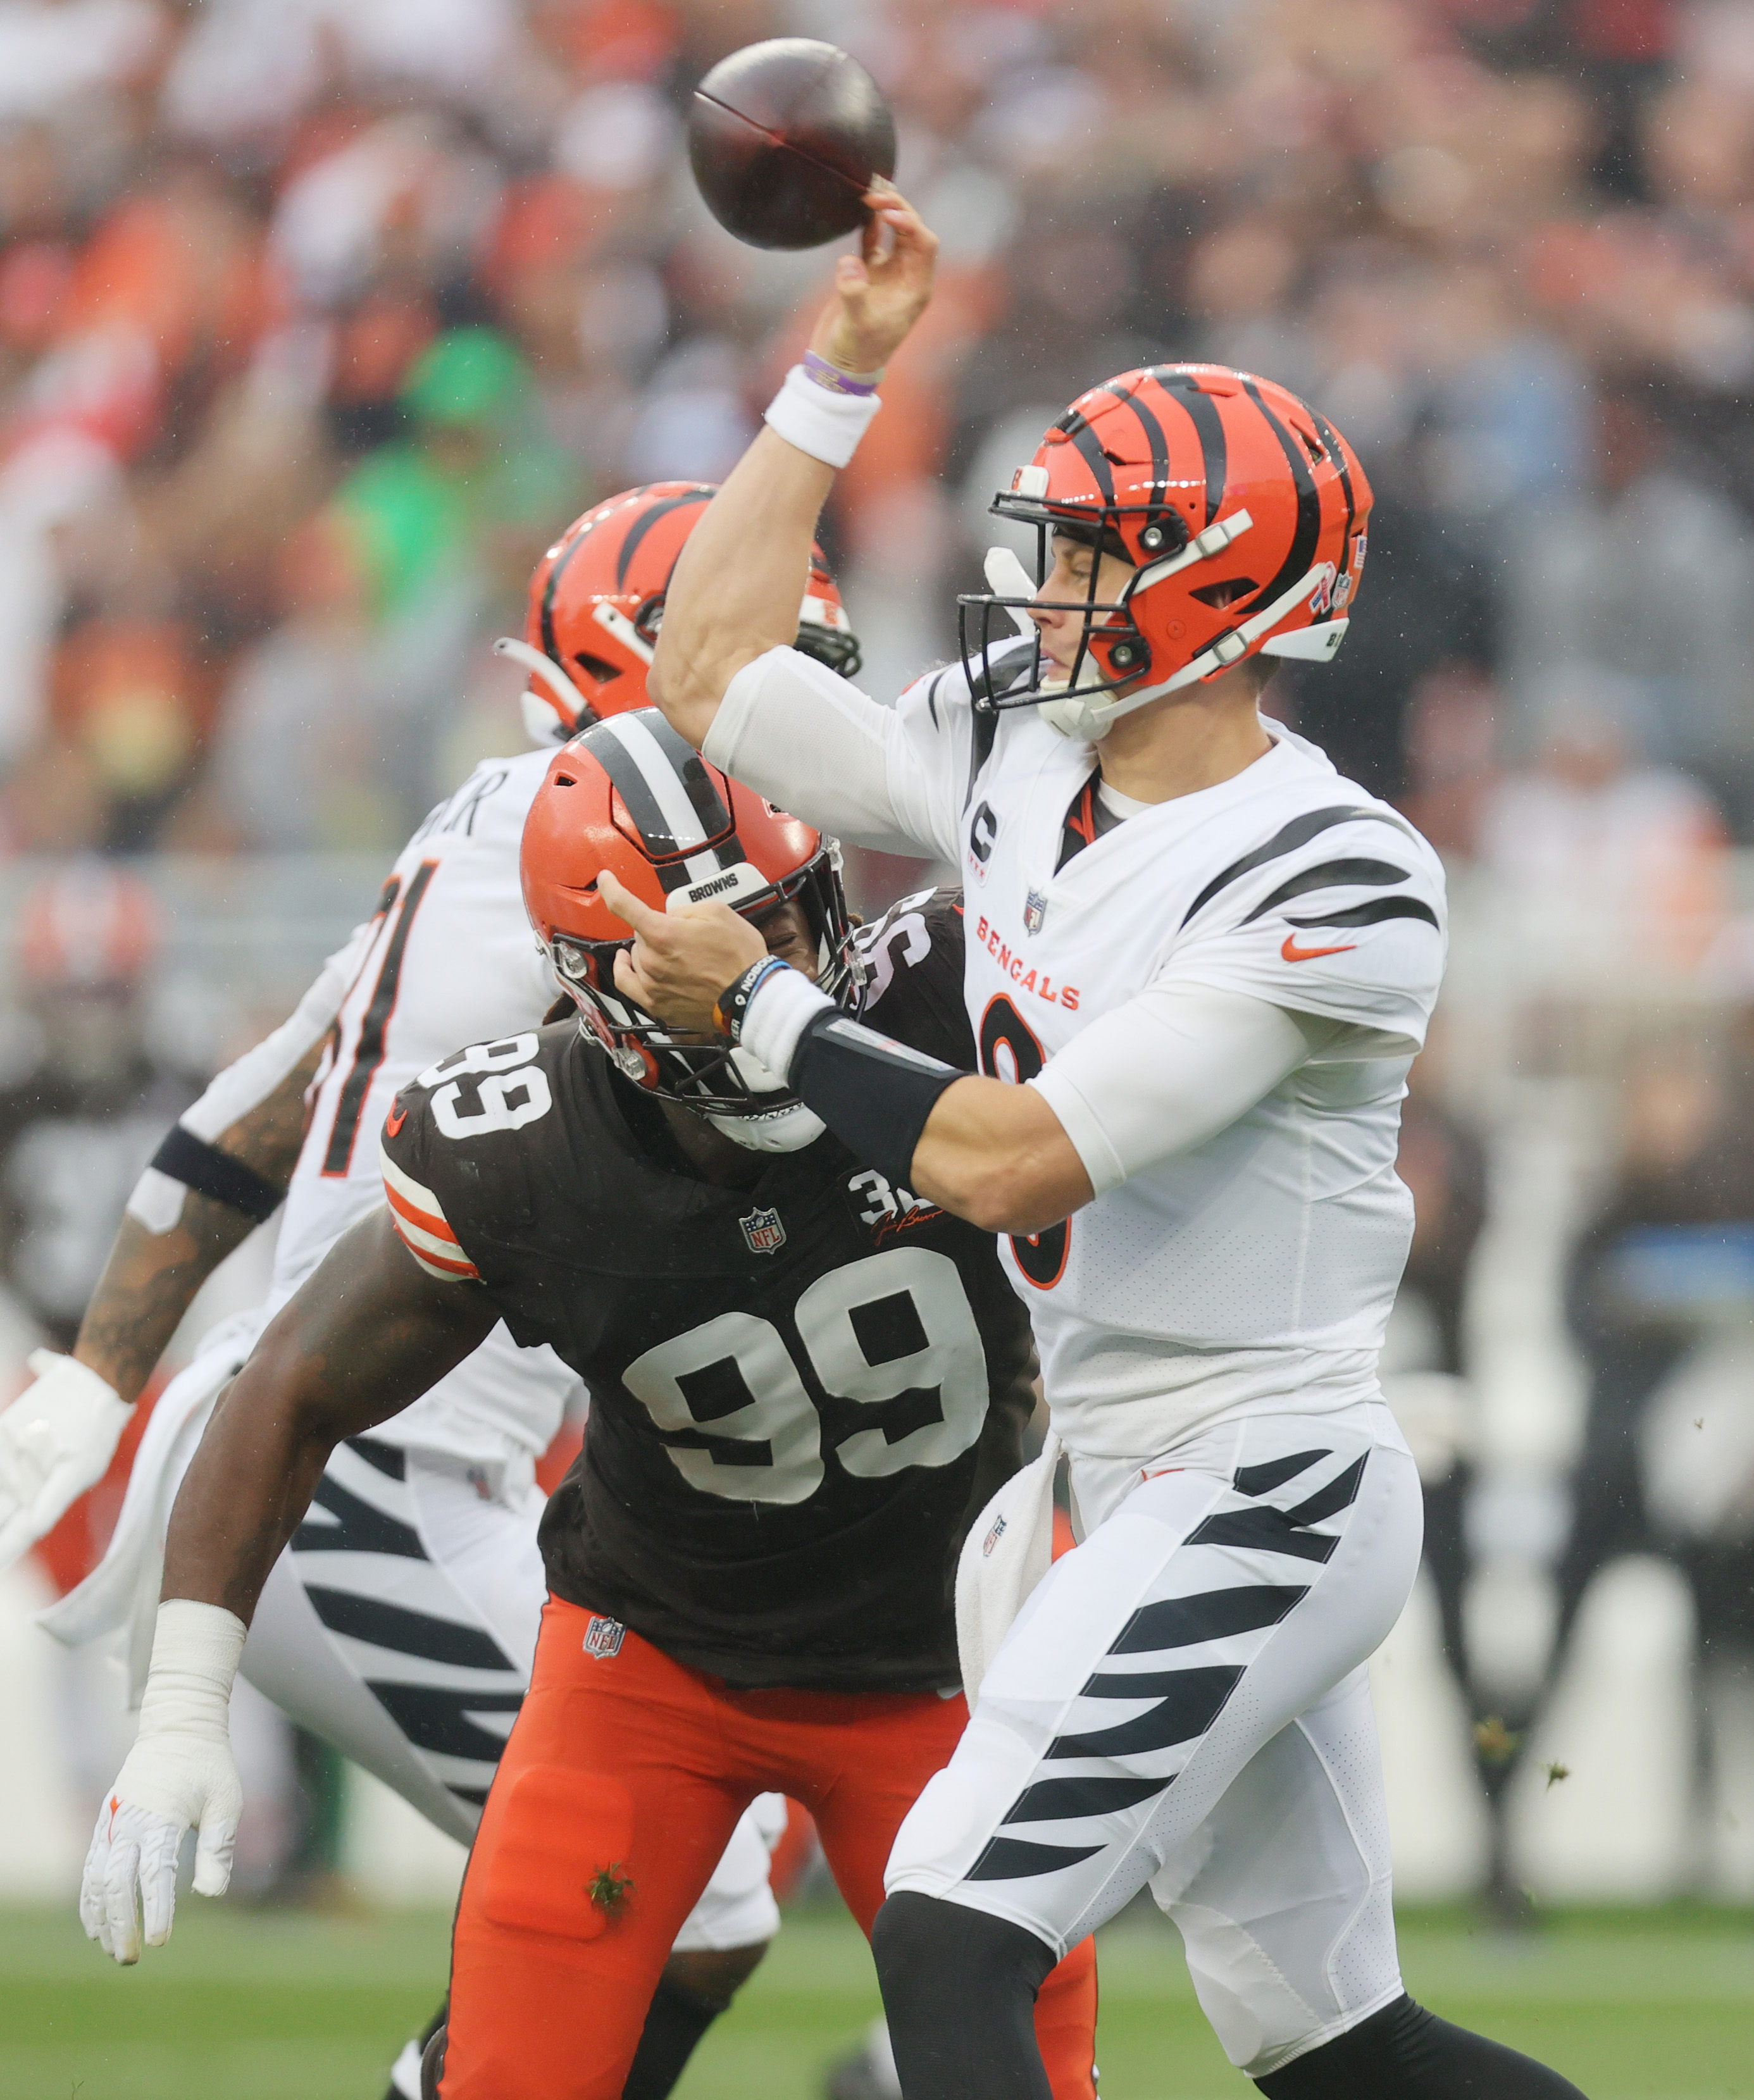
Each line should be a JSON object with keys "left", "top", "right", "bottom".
{"left": 150, "top": 1124, "right": 285, "bottom": 1224}
{"left": 790, "top": 1008, "right": 963, "bottom": 1190}
{"left": 712, "top": 956, "right": 788, "bottom": 1041}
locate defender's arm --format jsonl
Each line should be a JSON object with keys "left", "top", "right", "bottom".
{"left": 83, "top": 1210, "right": 495, "bottom": 1964}
{"left": 162, "top": 1207, "right": 497, "bottom": 1619}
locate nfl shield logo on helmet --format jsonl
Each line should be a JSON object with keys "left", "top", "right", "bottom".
{"left": 740, "top": 1205, "right": 787, "bottom": 1255}
{"left": 583, "top": 1615, "right": 625, "bottom": 1659}
{"left": 1023, "top": 890, "right": 1049, "bottom": 935}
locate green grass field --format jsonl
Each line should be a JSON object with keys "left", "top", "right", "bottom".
{"left": 1, "top": 1898, "right": 1749, "bottom": 2099}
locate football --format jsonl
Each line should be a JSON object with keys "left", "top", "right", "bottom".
{"left": 688, "top": 38, "right": 897, "bottom": 252}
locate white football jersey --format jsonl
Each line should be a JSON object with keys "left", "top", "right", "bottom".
{"left": 269, "top": 750, "right": 580, "bottom": 1464}
{"left": 708, "top": 647, "right": 1448, "bottom": 1461}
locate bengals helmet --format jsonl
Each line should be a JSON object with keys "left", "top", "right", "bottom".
{"left": 499, "top": 482, "right": 861, "bottom": 745}
{"left": 521, "top": 705, "right": 857, "bottom": 1150}
{"left": 961, "top": 364, "right": 1372, "bottom": 741}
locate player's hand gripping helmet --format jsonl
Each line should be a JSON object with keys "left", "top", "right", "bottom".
{"left": 500, "top": 482, "right": 861, "bottom": 745}
{"left": 961, "top": 365, "right": 1372, "bottom": 742}
{"left": 522, "top": 705, "right": 858, "bottom": 1152}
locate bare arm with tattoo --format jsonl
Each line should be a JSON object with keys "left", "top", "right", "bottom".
{"left": 161, "top": 1208, "right": 496, "bottom": 1621}
{"left": 75, "top": 1043, "right": 323, "bottom": 1405}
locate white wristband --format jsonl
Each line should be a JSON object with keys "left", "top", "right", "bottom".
{"left": 739, "top": 965, "right": 835, "bottom": 1080}
{"left": 138, "top": 1600, "right": 247, "bottom": 1741}
{"left": 763, "top": 363, "right": 882, "bottom": 469}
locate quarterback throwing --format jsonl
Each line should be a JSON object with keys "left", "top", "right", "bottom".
{"left": 616, "top": 187, "right": 1590, "bottom": 2100}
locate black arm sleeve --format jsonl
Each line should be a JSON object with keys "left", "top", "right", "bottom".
{"left": 790, "top": 1010, "right": 963, "bottom": 1190}
{"left": 150, "top": 1124, "right": 285, "bottom": 1224}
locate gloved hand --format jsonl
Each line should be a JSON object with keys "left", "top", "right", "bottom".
{"left": 81, "top": 1600, "right": 246, "bottom": 1965}
{"left": 0, "top": 1350, "right": 130, "bottom": 1574}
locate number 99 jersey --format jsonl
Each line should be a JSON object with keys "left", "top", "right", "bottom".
{"left": 379, "top": 891, "right": 1037, "bottom": 1693}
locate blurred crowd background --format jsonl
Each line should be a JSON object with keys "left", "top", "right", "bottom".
{"left": 5, "top": 0, "right": 1754, "bottom": 1917}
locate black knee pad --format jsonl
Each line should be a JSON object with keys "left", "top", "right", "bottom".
{"left": 1257, "top": 1993, "right": 1589, "bottom": 2099}
{"left": 872, "top": 1892, "right": 1057, "bottom": 2100}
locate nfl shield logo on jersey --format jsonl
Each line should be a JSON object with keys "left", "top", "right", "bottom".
{"left": 583, "top": 1615, "right": 625, "bottom": 1659}
{"left": 740, "top": 1205, "right": 787, "bottom": 1255}
{"left": 1023, "top": 890, "right": 1049, "bottom": 935}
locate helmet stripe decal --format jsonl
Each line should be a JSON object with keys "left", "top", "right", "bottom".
{"left": 582, "top": 712, "right": 730, "bottom": 860}
{"left": 644, "top": 708, "right": 735, "bottom": 842}
{"left": 1307, "top": 407, "right": 1356, "bottom": 576}
{"left": 1240, "top": 378, "right": 1321, "bottom": 619}
{"left": 576, "top": 719, "right": 679, "bottom": 854}
{"left": 1097, "top": 383, "right": 1182, "bottom": 540}
{"left": 1098, "top": 382, "right": 1167, "bottom": 487}
{"left": 1152, "top": 371, "right": 1226, "bottom": 527}
{"left": 1052, "top": 407, "right": 1117, "bottom": 508}
{"left": 615, "top": 486, "right": 714, "bottom": 591}
{"left": 541, "top": 511, "right": 613, "bottom": 670}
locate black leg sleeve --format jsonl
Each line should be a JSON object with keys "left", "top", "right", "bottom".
{"left": 871, "top": 1892, "right": 1057, "bottom": 2100}
{"left": 1257, "top": 1993, "right": 1589, "bottom": 2099}
{"left": 621, "top": 1977, "right": 727, "bottom": 2100}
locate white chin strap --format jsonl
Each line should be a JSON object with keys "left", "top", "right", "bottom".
{"left": 708, "top": 1100, "right": 826, "bottom": 1152}
{"left": 704, "top": 1044, "right": 826, "bottom": 1152}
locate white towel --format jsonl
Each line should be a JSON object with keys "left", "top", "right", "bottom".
{"left": 954, "top": 1431, "right": 1060, "bottom": 1706}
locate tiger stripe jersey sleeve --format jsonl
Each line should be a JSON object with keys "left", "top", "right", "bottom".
{"left": 1147, "top": 797, "right": 1447, "bottom": 1055}
{"left": 380, "top": 1137, "right": 481, "bottom": 1283}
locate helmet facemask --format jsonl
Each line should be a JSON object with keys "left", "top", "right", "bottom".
{"left": 546, "top": 847, "right": 861, "bottom": 1153}
{"left": 959, "top": 474, "right": 1264, "bottom": 742}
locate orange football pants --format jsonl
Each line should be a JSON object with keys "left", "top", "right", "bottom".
{"left": 439, "top": 1596, "right": 1098, "bottom": 2099}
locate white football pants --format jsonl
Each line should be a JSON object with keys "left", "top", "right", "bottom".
{"left": 885, "top": 1400, "right": 1422, "bottom": 2080}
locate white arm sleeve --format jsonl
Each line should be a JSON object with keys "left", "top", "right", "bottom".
{"left": 702, "top": 645, "right": 969, "bottom": 861}
{"left": 1027, "top": 986, "right": 1334, "bottom": 1197}
{"left": 124, "top": 924, "right": 371, "bottom": 1233}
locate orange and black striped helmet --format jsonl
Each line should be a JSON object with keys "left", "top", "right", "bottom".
{"left": 962, "top": 364, "right": 1372, "bottom": 739}
{"left": 499, "top": 482, "right": 859, "bottom": 745}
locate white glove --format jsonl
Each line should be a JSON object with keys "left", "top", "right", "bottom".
{"left": 0, "top": 1350, "right": 130, "bottom": 1573}
{"left": 82, "top": 1600, "right": 246, "bottom": 1965}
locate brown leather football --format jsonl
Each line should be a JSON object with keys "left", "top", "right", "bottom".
{"left": 688, "top": 38, "right": 897, "bottom": 251}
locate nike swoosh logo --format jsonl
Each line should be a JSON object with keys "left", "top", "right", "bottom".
{"left": 385, "top": 1102, "right": 407, "bottom": 1136}
{"left": 1281, "top": 932, "right": 1357, "bottom": 962}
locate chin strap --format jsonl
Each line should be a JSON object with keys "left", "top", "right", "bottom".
{"left": 705, "top": 1098, "right": 827, "bottom": 1152}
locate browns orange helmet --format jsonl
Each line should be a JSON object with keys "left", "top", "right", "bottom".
{"left": 499, "top": 482, "right": 861, "bottom": 744}
{"left": 521, "top": 705, "right": 857, "bottom": 1149}
{"left": 962, "top": 364, "right": 1372, "bottom": 741}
